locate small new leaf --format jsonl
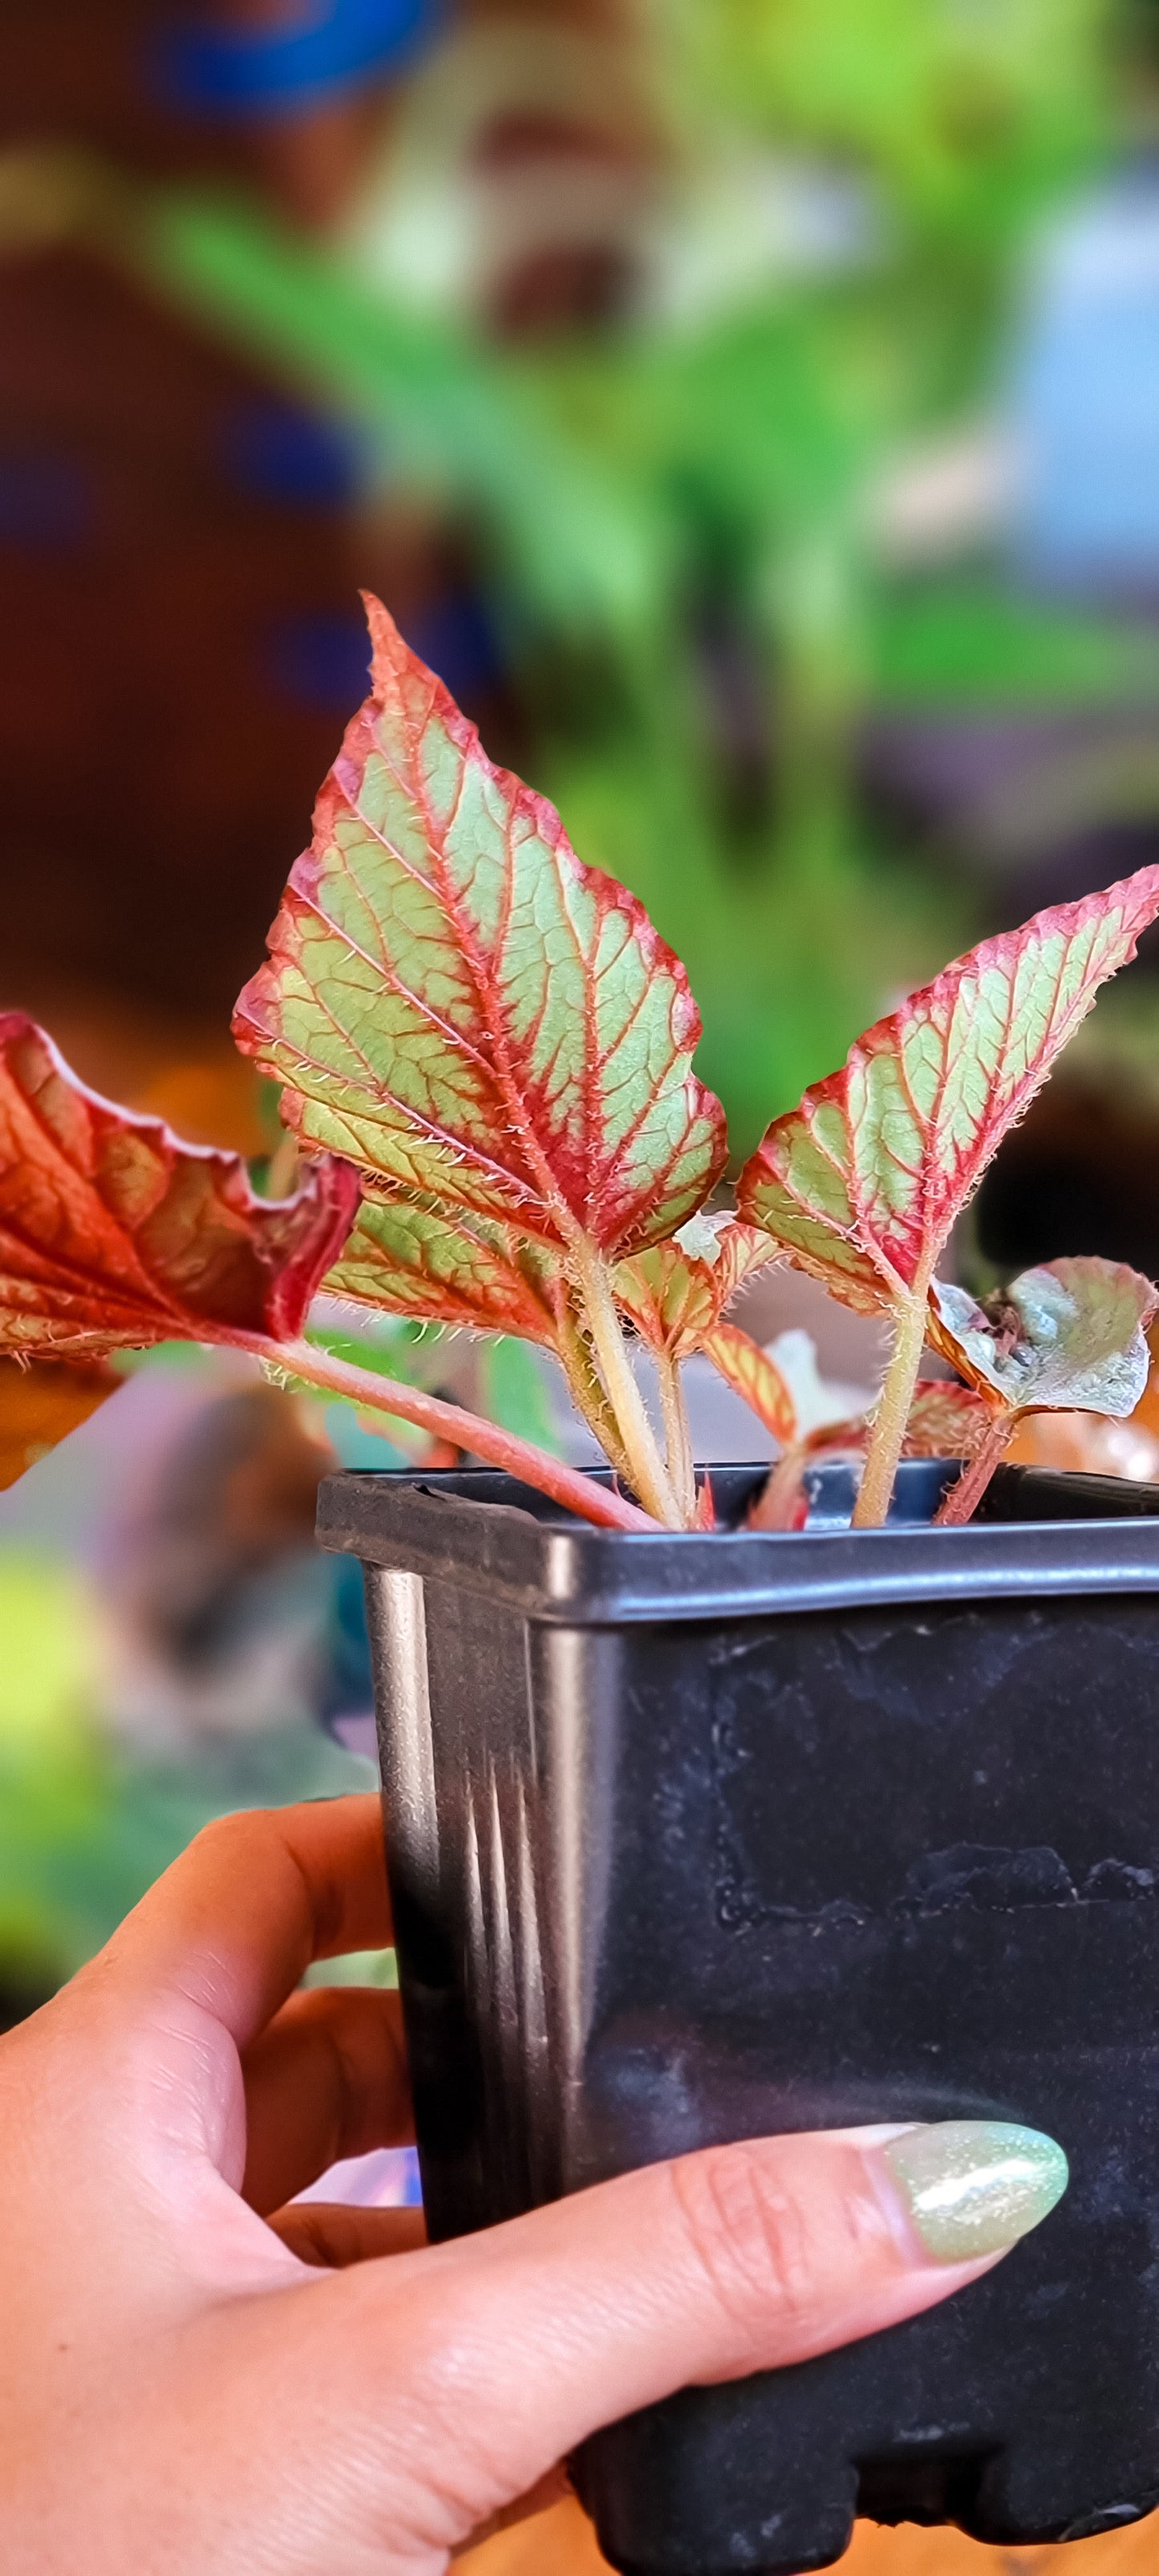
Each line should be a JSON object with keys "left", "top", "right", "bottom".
{"left": 613, "top": 1215, "right": 776, "bottom": 1359}
{"left": 900, "top": 1378, "right": 995, "bottom": 1458}
{"left": 0, "top": 1015, "right": 358, "bottom": 1359}
{"left": 234, "top": 594, "right": 727, "bottom": 1263}
{"left": 801, "top": 1381, "right": 994, "bottom": 1464}
{"left": 930, "top": 1259, "right": 1158, "bottom": 1421}
{"left": 700, "top": 1323, "right": 798, "bottom": 1445}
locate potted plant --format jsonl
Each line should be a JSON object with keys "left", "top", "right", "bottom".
{"left": 5, "top": 600, "right": 1159, "bottom": 2576}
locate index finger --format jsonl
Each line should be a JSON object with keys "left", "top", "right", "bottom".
{"left": 101, "top": 1795, "right": 391, "bottom": 2046}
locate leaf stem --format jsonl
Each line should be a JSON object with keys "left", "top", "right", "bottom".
{"left": 265, "top": 1130, "right": 300, "bottom": 1199}
{"left": 933, "top": 1413, "right": 1015, "bottom": 1527}
{"left": 556, "top": 1312, "right": 637, "bottom": 1489}
{"left": 853, "top": 1284, "right": 930, "bottom": 1528}
{"left": 657, "top": 1352, "right": 695, "bottom": 1523}
{"left": 569, "top": 1239, "right": 684, "bottom": 1527}
{"left": 749, "top": 1418, "right": 873, "bottom": 1531}
{"left": 239, "top": 1333, "right": 659, "bottom": 1535}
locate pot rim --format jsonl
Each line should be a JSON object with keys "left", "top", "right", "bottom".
{"left": 316, "top": 1458, "right": 1159, "bottom": 1626}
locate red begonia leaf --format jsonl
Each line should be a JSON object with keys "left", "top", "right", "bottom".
{"left": 737, "top": 867, "right": 1159, "bottom": 1313}
{"left": 0, "top": 1016, "right": 358, "bottom": 1359}
{"left": 700, "top": 1321, "right": 799, "bottom": 1445}
{"left": 899, "top": 1378, "right": 996, "bottom": 1457}
{"left": 233, "top": 594, "right": 726, "bottom": 1264}
{"left": 613, "top": 1212, "right": 776, "bottom": 1359}
{"left": 788, "top": 1382, "right": 992, "bottom": 1466}
{"left": 324, "top": 1191, "right": 570, "bottom": 1349}
{"left": 929, "top": 1259, "right": 1158, "bottom": 1420}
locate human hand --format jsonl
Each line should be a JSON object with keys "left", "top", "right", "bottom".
{"left": 0, "top": 1795, "right": 1066, "bottom": 2573}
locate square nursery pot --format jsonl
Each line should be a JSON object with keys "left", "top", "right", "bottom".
{"left": 316, "top": 1457, "right": 1159, "bottom": 2576}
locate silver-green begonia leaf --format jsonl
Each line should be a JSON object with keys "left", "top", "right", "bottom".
{"left": 930, "top": 1256, "right": 1157, "bottom": 1420}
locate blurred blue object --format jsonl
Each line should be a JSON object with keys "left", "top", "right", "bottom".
{"left": 1011, "top": 164, "right": 1159, "bottom": 594}
{"left": 399, "top": 2148, "right": 423, "bottom": 2205}
{"left": 264, "top": 609, "right": 373, "bottom": 708}
{"left": 320, "top": 1548, "right": 375, "bottom": 1746}
{"left": 403, "top": 592, "right": 502, "bottom": 702}
{"left": 160, "top": 0, "right": 441, "bottom": 116}
{"left": 264, "top": 592, "right": 501, "bottom": 709}
{"left": 219, "top": 400, "right": 370, "bottom": 507}
{"left": 0, "top": 451, "right": 91, "bottom": 550}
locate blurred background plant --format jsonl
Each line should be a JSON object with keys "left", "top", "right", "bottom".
{"left": 4, "top": 0, "right": 1159, "bottom": 2314}
{"left": 7, "top": 0, "right": 1159, "bottom": 1154}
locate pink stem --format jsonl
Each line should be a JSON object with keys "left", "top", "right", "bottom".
{"left": 933, "top": 1414, "right": 1014, "bottom": 1527}
{"left": 236, "top": 1332, "right": 658, "bottom": 1535}
{"left": 749, "top": 1419, "right": 875, "bottom": 1532}
{"left": 748, "top": 1444, "right": 810, "bottom": 1531}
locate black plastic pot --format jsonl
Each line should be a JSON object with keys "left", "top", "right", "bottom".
{"left": 316, "top": 1458, "right": 1159, "bottom": 2576}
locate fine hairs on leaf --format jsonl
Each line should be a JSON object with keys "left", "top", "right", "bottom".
{"left": 231, "top": 590, "right": 727, "bottom": 1526}
{"left": 737, "top": 866, "right": 1159, "bottom": 1523}
{"left": 0, "top": 1012, "right": 653, "bottom": 1531}
{"left": 2, "top": 598, "right": 1158, "bottom": 1534}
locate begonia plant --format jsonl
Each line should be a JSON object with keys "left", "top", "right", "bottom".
{"left": 2, "top": 597, "right": 1157, "bottom": 1535}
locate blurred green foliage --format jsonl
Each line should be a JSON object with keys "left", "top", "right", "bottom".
{"left": 0, "top": 1553, "right": 108, "bottom": 1983}
{"left": 91, "top": 0, "right": 1138, "bottom": 1146}
{"left": 869, "top": 576, "right": 1159, "bottom": 707}
{"left": 0, "top": 1544, "right": 365, "bottom": 1998}
{"left": 0, "top": 0, "right": 1137, "bottom": 1156}
{"left": 671, "top": 0, "right": 1110, "bottom": 248}
{"left": 127, "top": 193, "right": 969, "bottom": 1146}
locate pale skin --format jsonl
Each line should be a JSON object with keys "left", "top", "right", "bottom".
{"left": 0, "top": 1795, "right": 1001, "bottom": 2574}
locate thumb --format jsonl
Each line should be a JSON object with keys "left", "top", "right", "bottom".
{"left": 318, "top": 2118, "right": 1067, "bottom": 2558}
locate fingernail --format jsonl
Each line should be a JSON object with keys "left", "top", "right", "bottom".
{"left": 884, "top": 2120, "right": 1068, "bottom": 2264}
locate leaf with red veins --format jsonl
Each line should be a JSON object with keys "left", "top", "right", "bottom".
{"left": 898, "top": 1379, "right": 996, "bottom": 1458}
{"left": 614, "top": 1213, "right": 778, "bottom": 1359}
{"left": 709, "top": 1217, "right": 784, "bottom": 1306}
{"left": 324, "top": 1192, "right": 570, "bottom": 1349}
{"left": 0, "top": 1015, "right": 359, "bottom": 1360}
{"left": 737, "top": 866, "right": 1159, "bottom": 1312}
{"left": 929, "top": 1260, "right": 1158, "bottom": 1421}
{"left": 700, "top": 1322, "right": 799, "bottom": 1445}
{"left": 233, "top": 594, "right": 727, "bottom": 1268}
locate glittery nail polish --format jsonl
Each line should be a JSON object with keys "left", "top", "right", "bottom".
{"left": 884, "top": 2120, "right": 1068, "bottom": 2264}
